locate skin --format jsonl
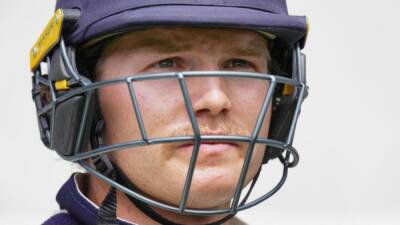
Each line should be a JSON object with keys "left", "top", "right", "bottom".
{"left": 86, "top": 27, "right": 272, "bottom": 224}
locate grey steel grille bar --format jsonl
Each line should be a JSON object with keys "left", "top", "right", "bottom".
{"left": 126, "top": 78, "right": 149, "bottom": 143}
{"left": 46, "top": 57, "right": 56, "bottom": 100}
{"left": 46, "top": 56, "right": 57, "bottom": 149}
{"left": 73, "top": 90, "right": 93, "bottom": 154}
{"left": 62, "top": 139, "right": 147, "bottom": 161}
{"left": 53, "top": 72, "right": 301, "bottom": 104}
{"left": 33, "top": 68, "right": 52, "bottom": 144}
{"left": 230, "top": 79, "right": 277, "bottom": 213}
{"left": 79, "top": 151, "right": 289, "bottom": 216}
{"left": 37, "top": 104, "right": 53, "bottom": 116}
{"left": 61, "top": 135, "right": 292, "bottom": 162}
{"left": 235, "top": 162, "right": 289, "bottom": 211}
{"left": 177, "top": 73, "right": 202, "bottom": 213}
{"left": 60, "top": 38, "right": 90, "bottom": 85}
{"left": 285, "top": 45, "right": 308, "bottom": 158}
{"left": 296, "top": 44, "right": 306, "bottom": 84}
{"left": 36, "top": 75, "right": 51, "bottom": 86}
{"left": 286, "top": 85, "right": 306, "bottom": 146}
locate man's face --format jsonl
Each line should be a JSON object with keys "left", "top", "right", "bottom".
{"left": 96, "top": 27, "right": 271, "bottom": 209}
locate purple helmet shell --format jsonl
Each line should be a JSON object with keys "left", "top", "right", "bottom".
{"left": 56, "top": 0, "right": 308, "bottom": 47}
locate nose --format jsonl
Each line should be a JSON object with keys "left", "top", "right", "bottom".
{"left": 191, "top": 77, "right": 233, "bottom": 117}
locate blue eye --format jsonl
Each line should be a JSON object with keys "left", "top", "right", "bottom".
{"left": 155, "top": 58, "right": 178, "bottom": 68}
{"left": 226, "top": 59, "right": 252, "bottom": 69}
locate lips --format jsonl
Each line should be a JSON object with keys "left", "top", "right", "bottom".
{"left": 171, "top": 130, "right": 245, "bottom": 159}
{"left": 177, "top": 142, "right": 239, "bottom": 156}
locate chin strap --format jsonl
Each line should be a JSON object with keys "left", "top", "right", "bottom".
{"left": 94, "top": 155, "right": 119, "bottom": 225}
{"left": 94, "top": 156, "right": 261, "bottom": 225}
{"left": 97, "top": 185, "right": 118, "bottom": 225}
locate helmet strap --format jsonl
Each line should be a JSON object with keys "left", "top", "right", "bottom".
{"left": 97, "top": 185, "right": 118, "bottom": 225}
{"left": 93, "top": 155, "right": 118, "bottom": 225}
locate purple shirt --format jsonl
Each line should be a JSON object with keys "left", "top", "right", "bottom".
{"left": 42, "top": 173, "right": 135, "bottom": 225}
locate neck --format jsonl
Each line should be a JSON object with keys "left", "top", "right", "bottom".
{"left": 84, "top": 173, "right": 233, "bottom": 225}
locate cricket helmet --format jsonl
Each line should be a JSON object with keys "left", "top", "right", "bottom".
{"left": 30, "top": 1, "right": 308, "bottom": 224}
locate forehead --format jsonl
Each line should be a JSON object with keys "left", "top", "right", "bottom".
{"left": 104, "top": 27, "right": 268, "bottom": 53}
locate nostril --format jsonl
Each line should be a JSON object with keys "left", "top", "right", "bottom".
{"left": 195, "top": 108, "right": 210, "bottom": 117}
{"left": 195, "top": 108, "right": 229, "bottom": 118}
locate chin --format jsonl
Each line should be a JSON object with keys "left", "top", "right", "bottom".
{"left": 183, "top": 167, "right": 240, "bottom": 209}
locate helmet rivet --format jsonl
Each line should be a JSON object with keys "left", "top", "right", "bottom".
{"left": 32, "top": 47, "right": 38, "bottom": 57}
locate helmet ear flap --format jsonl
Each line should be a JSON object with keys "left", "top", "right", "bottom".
{"left": 263, "top": 92, "right": 297, "bottom": 163}
{"left": 53, "top": 91, "right": 97, "bottom": 157}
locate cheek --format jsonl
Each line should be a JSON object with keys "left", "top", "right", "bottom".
{"left": 97, "top": 84, "right": 142, "bottom": 143}
{"left": 132, "top": 79, "right": 188, "bottom": 137}
{"left": 98, "top": 80, "right": 186, "bottom": 143}
{"left": 230, "top": 80, "right": 271, "bottom": 133}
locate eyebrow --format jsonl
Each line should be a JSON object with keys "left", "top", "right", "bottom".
{"left": 233, "top": 38, "right": 272, "bottom": 60}
{"left": 227, "top": 46, "right": 269, "bottom": 58}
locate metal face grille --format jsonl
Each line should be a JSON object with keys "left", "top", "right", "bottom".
{"left": 31, "top": 38, "right": 307, "bottom": 216}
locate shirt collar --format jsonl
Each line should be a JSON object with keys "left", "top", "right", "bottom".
{"left": 56, "top": 173, "right": 135, "bottom": 225}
